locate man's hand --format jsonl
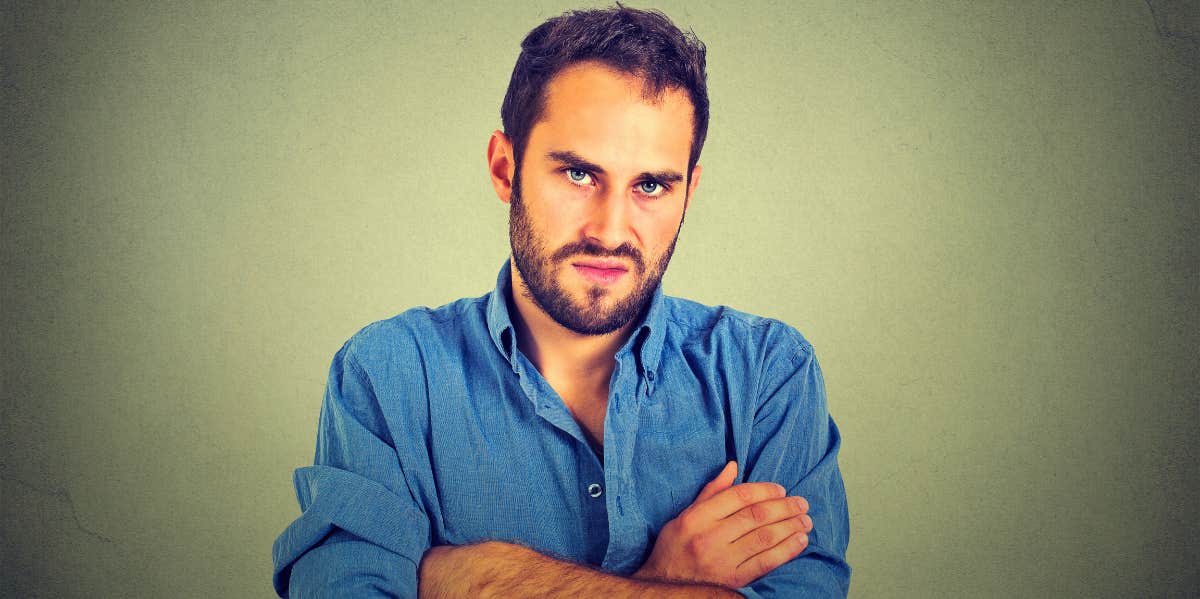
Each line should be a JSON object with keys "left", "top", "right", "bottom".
{"left": 633, "top": 461, "right": 813, "bottom": 589}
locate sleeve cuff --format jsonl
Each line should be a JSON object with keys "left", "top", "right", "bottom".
{"left": 273, "top": 465, "right": 431, "bottom": 596}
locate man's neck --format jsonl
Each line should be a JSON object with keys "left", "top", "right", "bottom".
{"left": 507, "top": 264, "right": 637, "bottom": 392}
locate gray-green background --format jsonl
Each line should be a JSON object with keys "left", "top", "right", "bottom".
{"left": 2, "top": 1, "right": 1197, "bottom": 597}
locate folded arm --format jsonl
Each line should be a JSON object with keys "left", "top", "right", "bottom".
{"left": 733, "top": 334, "right": 851, "bottom": 598}
{"left": 275, "top": 327, "right": 848, "bottom": 598}
{"left": 418, "top": 541, "right": 739, "bottom": 599}
{"left": 273, "top": 341, "right": 432, "bottom": 597}
{"left": 418, "top": 460, "right": 818, "bottom": 598}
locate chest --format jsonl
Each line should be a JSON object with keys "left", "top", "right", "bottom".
{"left": 418, "top": 364, "right": 739, "bottom": 571}
{"left": 560, "top": 390, "right": 608, "bottom": 454}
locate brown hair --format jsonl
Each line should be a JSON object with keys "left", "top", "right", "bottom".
{"left": 500, "top": 5, "right": 709, "bottom": 181}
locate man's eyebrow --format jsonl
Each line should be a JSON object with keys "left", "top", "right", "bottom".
{"left": 546, "top": 150, "right": 685, "bottom": 184}
{"left": 546, "top": 151, "right": 607, "bottom": 175}
{"left": 641, "top": 169, "right": 685, "bottom": 185}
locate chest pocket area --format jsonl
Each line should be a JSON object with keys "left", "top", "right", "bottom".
{"left": 637, "top": 360, "right": 730, "bottom": 445}
{"left": 640, "top": 393, "right": 716, "bottom": 443}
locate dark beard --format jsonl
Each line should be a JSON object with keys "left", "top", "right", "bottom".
{"left": 508, "top": 170, "right": 681, "bottom": 336}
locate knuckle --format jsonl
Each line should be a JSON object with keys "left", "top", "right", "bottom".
{"left": 754, "top": 526, "right": 776, "bottom": 548}
{"left": 732, "top": 508, "right": 756, "bottom": 528}
{"left": 749, "top": 502, "right": 770, "bottom": 524}
{"left": 733, "top": 484, "right": 757, "bottom": 503}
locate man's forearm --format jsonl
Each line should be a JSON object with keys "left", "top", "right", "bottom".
{"left": 418, "top": 541, "right": 741, "bottom": 599}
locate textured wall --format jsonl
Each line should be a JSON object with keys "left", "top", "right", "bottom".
{"left": 2, "top": 1, "right": 1197, "bottom": 597}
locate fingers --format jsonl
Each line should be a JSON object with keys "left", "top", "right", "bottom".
{"left": 687, "top": 480, "right": 792, "bottom": 524}
{"left": 733, "top": 528, "right": 810, "bottom": 586}
{"left": 714, "top": 495, "right": 810, "bottom": 546}
{"left": 728, "top": 506, "right": 812, "bottom": 552}
{"left": 653, "top": 467, "right": 814, "bottom": 589}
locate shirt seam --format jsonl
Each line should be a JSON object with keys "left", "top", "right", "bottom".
{"left": 663, "top": 310, "right": 774, "bottom": 340}
{"left": 754, "top": 329, "right": 813, "bottom": 410}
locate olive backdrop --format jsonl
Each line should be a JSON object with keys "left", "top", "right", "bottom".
{"left": 2, "top": 1, "right": 1197, "bottom": 597}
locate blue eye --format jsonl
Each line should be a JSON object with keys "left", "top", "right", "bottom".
{"left": 638, "top": 181, "right": 664, "bottom": 196}
{"left": 566, "top": 169, "right": 590, "bottom": 184}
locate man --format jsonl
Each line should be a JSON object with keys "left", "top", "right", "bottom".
{"left": 273, "top": 6, "right": 850, "bottom": 598}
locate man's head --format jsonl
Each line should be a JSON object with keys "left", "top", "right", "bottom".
{"left": 501, "top": 5, "right": 709, "bottom": 182}
{"left": 487, "top": 6, "right": 708, "bottom": 336}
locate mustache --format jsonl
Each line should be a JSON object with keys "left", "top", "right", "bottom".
{"left": 550, "top": 240, "right": 645, "bottom": 272}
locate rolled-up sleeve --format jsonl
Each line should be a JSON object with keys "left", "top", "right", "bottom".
{"left": 737, "top": 338, "right": 851, "bottom": 598}
{"left": 272, "top": 342, "right": 431, "bottom": 597}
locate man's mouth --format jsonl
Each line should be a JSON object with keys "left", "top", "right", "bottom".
{"left": 571, "top": 259, "right": 629, "bottom": 285}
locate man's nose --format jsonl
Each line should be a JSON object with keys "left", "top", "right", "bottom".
{"left": 582, "top": 187, "right": 632, "bottom": 250}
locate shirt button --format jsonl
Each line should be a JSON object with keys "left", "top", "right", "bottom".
{"left": 587, "top": 483, "right": 603, "bottom": 498}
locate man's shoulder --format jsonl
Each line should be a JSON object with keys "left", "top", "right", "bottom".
{"left": 661, "top": 294, "right": 816, "bottom": 361}
{"left": 340, "top": 294, "right": 489, "bottom": 359}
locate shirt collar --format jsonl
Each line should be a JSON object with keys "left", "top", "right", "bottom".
{"left": 485, "top": 258, "right": 666, "bottom": 379}
{"left": 486, "top": 259, "right": 519, "bottom": 369}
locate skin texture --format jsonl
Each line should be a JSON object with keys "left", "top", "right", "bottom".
{"left": 417, "top": 62, "right": 812, "bottom": 597}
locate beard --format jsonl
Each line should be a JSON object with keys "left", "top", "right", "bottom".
{"left": 508, "top": 170, "right": 683, "bottom": 336}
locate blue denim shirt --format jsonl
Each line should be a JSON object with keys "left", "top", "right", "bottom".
{"left": 273, "top": 260, "right": 850, "bottom": 598}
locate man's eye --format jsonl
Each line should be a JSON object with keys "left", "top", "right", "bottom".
{"left": 638, "top": 181, "right": 664, "bottom": 196}
{"left": 566, "top": 169, "right": 591, "bottom": 184}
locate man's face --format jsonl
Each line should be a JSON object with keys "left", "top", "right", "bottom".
{"left": 508, "top": 62, "right": 699, "bottom": 335}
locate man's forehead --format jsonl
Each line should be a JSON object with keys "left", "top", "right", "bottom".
{"left": 542, "top": 61, "right": 690, "bottom": 114}
{"left": 530, "top": 61, "right": 694, "bottom": 170}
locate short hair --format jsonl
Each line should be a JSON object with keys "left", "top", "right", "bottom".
{"left": 500, "top": 5, "right": 709, "bottom": 179}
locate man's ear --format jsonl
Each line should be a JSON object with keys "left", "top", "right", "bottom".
{"left": 685, "top": 163, "right": 702, "bottom": 209}
{"left": 487, "top": 130, "right": 517, "bottom": 204}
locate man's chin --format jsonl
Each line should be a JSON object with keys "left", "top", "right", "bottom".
{"left": 570, "top": 284, "right": 634, "bottom": 309}
{"left": 566, "top": 297, "right": 618, "bottom": 320}
{"left": 532, "top": 269, "right": 655, "bottom": 335}
{"left": 547, "top": 294, "right": 627, "bottom": 333}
